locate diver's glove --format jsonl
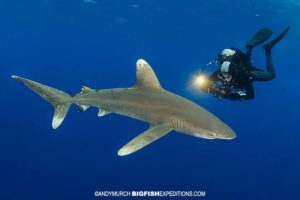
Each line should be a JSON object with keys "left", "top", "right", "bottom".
{"left": 237, "top": 91, "right": 247, "bottom": 97}
{"left": 228, "top": 90, "right": 247, "bottom": 100}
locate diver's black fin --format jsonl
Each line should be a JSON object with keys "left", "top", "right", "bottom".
{"left": 246, "top": 28, "right": 273, "bottom": 50}
{"left": 263, "top": 26, "right": 290, "bottom": 53}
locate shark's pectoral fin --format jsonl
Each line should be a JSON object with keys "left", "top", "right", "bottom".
{"left": 118, "top": 124, "right": 172, "bottom": 156}
{"left": 134, "top": 59, "right": 162, "bottom": 89}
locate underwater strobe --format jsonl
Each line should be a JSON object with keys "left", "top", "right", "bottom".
{"left": 193, "top": 60, "right": 218, "bottom": 89}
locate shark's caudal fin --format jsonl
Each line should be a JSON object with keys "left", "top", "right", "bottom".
{"left": 12, "top": 75, "right": 72, "bottom": 129}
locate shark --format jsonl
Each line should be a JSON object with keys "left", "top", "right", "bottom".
{"left": 12, "top": 59, "right": 236, "bottom": 156}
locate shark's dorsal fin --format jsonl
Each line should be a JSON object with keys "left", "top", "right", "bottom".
{"left": 135, "top": 59, "right": 162, "bottom": 89}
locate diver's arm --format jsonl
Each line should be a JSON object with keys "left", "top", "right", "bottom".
{"left": 228, "top": 82, "right": 254, "bottom": 100}
{"left": 243, "top": 82, "right": 255, "bottom": 100}
{"left": 208, "top": 70, "right": 221, "bottom": 82}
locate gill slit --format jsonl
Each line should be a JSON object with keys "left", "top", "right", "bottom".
{"left": 171, "top": 119, "right": 184, "bottom": 129}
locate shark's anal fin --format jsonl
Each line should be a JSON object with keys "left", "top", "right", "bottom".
{"left": 135, "top": 59, "right": 162, "bottom": 89}
{"left": 98, "top": 108, "right": 111, "bottom": 117}
{"left": 118, "top": 124, "right": 172, "bottom": 156}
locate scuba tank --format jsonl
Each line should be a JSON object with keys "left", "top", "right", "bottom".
{"left": 217, "top": 47, "right": 251, "bottom": 87}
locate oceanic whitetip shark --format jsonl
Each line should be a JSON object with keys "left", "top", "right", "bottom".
{"left": 12, "top": 59, "right": 236, "bottom": 156}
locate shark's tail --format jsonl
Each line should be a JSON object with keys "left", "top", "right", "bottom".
{"left": 12, "top": 75, "right": 72, "bottom": 129}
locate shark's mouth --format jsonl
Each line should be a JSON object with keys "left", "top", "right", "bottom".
{"left": 192, "top": 132, "right": 217, "bottom": 140}
{"left": 200, "top": 136, "right": 216, "bottom": 140}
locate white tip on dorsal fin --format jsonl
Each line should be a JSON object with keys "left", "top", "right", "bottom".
{"left": 135, "top": 59, "right": 162, "bottom": 89}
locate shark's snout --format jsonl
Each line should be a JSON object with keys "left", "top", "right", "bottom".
{"left": 210, "top": 121, "right": 237, "bottom": 140}
{"left": 222, "top": 132, "right": 236, "bottom": 140}
{"left": 217, "top": 128, "right": 236, "bottom": 140}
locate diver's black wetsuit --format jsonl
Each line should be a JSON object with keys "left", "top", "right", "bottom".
{"left": 207, "top": 48, "right": 275, "bottom": 100}
{"left": 202, "top": 27, "right": 289, "bottom": 100}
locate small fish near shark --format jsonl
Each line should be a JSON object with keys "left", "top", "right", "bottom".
{"left": 12, "top": 59, "right": 236, "bottom": 156}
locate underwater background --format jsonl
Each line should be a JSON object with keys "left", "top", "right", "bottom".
{"left": 1, "top": 0, "right": 300, "bottom": 199}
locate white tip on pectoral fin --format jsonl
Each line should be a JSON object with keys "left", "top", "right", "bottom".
{"left": 118, "top": 124, "right": 172, "bottom": 156}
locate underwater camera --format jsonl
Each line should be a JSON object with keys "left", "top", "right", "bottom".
{"left": 193, "top": 60, "right": 239, "bottom": 98}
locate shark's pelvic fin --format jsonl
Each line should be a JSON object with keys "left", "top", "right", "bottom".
{"left": 118, "top": 124, "right": 172, "bottom": 156}
{"left": 78, "top": 104, "right": 90, "bottom": 112}
{"left": 11, "top": 75, "right": 72, "bottom": 129}
{"left": 135, "top": 59, "right": 162, "bottom": 89}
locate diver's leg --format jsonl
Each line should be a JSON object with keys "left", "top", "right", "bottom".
{"left": 265, "top": 53, "right": 275, "bottom": 75}
{"left": 250, "top": 27, "right": 290, "bottom": 81}
{"left": 250, "top": 52, "right": 275, "bottom": 81}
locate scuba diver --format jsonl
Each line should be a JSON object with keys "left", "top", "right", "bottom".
{"left": 197, "top": 27, "right": 290, "bottom": 100}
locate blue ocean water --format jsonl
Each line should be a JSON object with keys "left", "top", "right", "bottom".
{"left": 1, "top": 0, "right": 299, "bottom": 199}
